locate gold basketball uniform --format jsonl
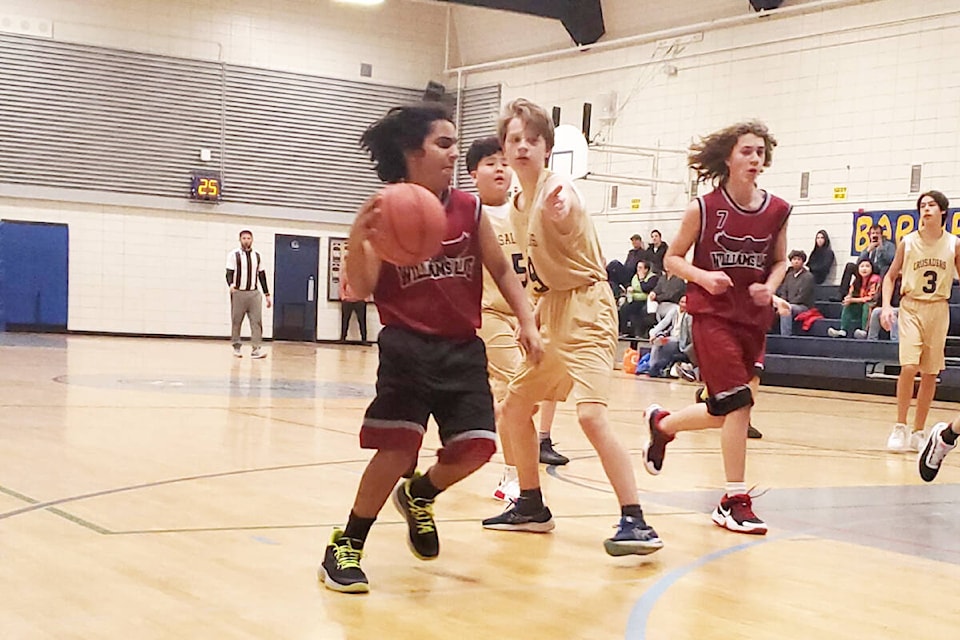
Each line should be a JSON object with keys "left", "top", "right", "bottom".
{"left": 898, "top": 230, "right": 958, "bottom": 373}
{"left": 479, "top": 202, "right": 525, "bottom": 401}
{"left": 507, "top": 171, "right": 618, "bottom": 405}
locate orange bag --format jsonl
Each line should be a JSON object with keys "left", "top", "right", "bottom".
{"left": 621, "top": 347, "right": 639, "bottom": 374}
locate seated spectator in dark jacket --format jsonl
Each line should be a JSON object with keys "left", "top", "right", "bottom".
{"left": 777, "top": 249, "right": 816, "bottom": 336}
{"left": 647, "top": 266, "right": 686, "bottom": 336}
{"left": 623, "top": 234, "right": 649, "bottom": 282}
{"left": 807, "top": 229, "right": 835, "bottom": 285}
{"left": 647, "top": 229, "right": 669, "bottom": 275}
{"left": 619, "top": 260, "right": 658, "bottom": 338}
{"left": 648, "top": 295, "right": 693, "bottom": 378}
{"left": 837, "top": 224, "right": 895, "bottom": 299}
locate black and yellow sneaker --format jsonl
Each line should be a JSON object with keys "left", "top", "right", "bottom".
{"left": 319, "top": 529, "right": 369, "bottom": 594}
{"left": 392, "top": 473, "right": 439, "bottom": 560}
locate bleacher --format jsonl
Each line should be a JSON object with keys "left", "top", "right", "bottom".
{"left": 617, "top": 282, "right": 960, "bottom": 402}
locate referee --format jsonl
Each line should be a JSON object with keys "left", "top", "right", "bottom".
{"left": 226, "top": 229, "right": 271, "bottom": 358}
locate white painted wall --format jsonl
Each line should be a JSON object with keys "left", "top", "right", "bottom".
{"left": 0, "top": 0, "right": 442, "bottom": 338}
{"left": 0, "top": 197, "right": 382, "bottom": 341}
{"left": 459, "top": 0, "right": 960, "bottom": 278}
{"left": 5, "top": 0, "right": 960, "bottom": 339}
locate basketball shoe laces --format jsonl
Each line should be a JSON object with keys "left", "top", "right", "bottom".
{"left": 407, "top": 496, "right": 436, "bottom": 535}
{"left": 334, "top": 539, "right": 363, "bottom": 570}
{"left": 726, "top": 486, "right": 769, "bottom": 520}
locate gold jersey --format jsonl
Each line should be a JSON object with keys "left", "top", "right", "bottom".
{"left": 481, "top": 202, "right": 525, "bottom": 314}
{"left": 900, "top": 229, "right": 958, "bottom": 301}
{"left": 513, "top": 170, "right": 606, "bottom": 293}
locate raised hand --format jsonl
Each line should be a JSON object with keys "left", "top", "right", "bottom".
{"left": 351, "top": 194, "right": 382, "bottom": 243}
{"left": 543, "top": 184, "right": 570, "bottom": 221}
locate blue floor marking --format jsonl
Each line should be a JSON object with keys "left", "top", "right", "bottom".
{"left": 624, "top": 534, "right": 785, "bottom": 640}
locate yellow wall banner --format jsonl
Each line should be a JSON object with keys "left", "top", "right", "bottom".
{"left": 850, "top": 208, "right": 960, "bottom": 255}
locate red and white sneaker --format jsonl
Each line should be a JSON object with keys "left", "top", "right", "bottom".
{"left": 711, "top": 493, "right": 767, "bottom": 535}
{"left": 643, "top": 404, "right": 674, "bottom": 475}
{"left": 493, "top": 468, "right": 520, "bottom": 502}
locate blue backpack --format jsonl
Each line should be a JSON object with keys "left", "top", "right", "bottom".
{"left": 635, "top": 352, "right": 651, "bottom": 375}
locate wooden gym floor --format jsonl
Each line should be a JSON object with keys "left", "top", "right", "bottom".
{"left": 1, "top": 333, "right": 959, "bottom": 639}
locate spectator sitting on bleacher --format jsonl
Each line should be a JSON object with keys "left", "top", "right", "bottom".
{"left": 648, "top": 230, "right": 669, "bottom": 275}
{"left": 859, "top": 276, "right": 900, "bottom": 341}
{"left": 647, "top": 295, "right": 692, "bottom": 378}
{"left": 836, "top": 224, "right": 895, "bottom": 300}
{"left": 828, "top": 257, "right": 880, "bottom": 338}
{"left": 624, "top": 234, "right": 649, "bottom": 281}
{"left": 777, "top": 249, "right": 815, "bottom": 336}
{"left": 647, "top": 265, "right": 686, "bottom": 336}
{"left": 807, "top": 229, "right": 835, "bottom": 285}
{"left": 607, "top": 233, "right": 649, "bottom": 295}
{"left": 619, "top": 260, "right": 658, "bottom": 338}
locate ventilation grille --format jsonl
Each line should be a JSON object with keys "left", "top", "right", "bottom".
{"left": 0, "top": 33, "right": 503, "bottom": 214}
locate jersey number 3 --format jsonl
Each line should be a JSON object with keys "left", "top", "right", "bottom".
{"left": 922, "top": 270, "right": 938, "bottom": 294}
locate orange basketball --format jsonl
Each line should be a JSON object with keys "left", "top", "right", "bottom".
{"left": 369, "top": 183, "right": 446, "bottom": 267}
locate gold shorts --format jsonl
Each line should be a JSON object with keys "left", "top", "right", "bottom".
{"left": 898, "top": 297, "right": 949, "bottom": 374}
{"left": 507, "top": 281, "right": 617, "bottom": 405}
{"left": 479, "top": 308, "right": 522, "bottom": 402}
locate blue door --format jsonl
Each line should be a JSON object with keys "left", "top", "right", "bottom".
{"left": 0, "top": 221, "right": 69, "bottom": 332}
{"left": 273, "top": 234, "right": 319, "bottom": 341}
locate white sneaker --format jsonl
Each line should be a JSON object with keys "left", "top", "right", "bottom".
{"left": 827, "top": 328, "right": 846, "bottom": 338}
{"left": 886, "top": 423, "right": 908, "bottom": 451}
{"left": 853, "top": 329, "right": 867, "bottom": 339}
{"left": 907, "top": 428, "right": 928, "bottom": 453}
{"left": 250, "top": 347, "right": 267, "bottom": 359}
{"left": 233, "top": 345, "right": 242, "bottom": 358}
{"left": 493, "top": 467, "right": 520, "bottom": 502}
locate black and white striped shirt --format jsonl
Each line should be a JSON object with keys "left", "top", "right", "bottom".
{"left": 226, "top": 248, "right": 264, "bottom": 291}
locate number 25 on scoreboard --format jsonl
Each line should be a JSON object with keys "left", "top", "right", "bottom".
{"left": 190, "top": 172, "right": 223, "bottom": 202}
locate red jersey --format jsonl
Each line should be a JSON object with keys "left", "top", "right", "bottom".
{"left": 686, "top": 187, "right": 791, "bottom": 328}
{"left": 374, "top": 188, "right": 483, "bottom": 340}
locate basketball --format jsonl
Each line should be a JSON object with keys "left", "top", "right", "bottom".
{"left": 369, "top": 183, "right": 446, "bottom": 266}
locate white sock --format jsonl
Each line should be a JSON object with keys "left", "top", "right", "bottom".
{"left": 725, "top": 482, "right": 747, "bottom": 497}
{"left": 501, "top": 465, "right": 517, "bottom": 481}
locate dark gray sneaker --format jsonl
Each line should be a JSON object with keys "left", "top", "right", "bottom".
{"left": 319, "top": 529, "right": 369, "bottom": 594}
{"left": 482, "top": 503, "right": 555, "bottom": 532}
{"left": 539, "top": 436, "right": 570, "bottom": 465}
{"left": 604, "top": 514, "right": 664, "bottom": 556}
{"left": 392, "top": 474, "right": 439, "bottom": 560}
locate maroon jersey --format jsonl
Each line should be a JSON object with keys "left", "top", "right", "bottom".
{"left": 686, "top": 187, "right": 791, "bottom": 328}
{"left": 374, "top": 188, "right": 483, "bottom": 340}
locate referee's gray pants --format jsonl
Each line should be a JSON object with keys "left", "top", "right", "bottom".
{"left": 231, "top": 290, "right": 262, "bottom": 348}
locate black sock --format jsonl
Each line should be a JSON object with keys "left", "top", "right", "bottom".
{"left": 621, "top": 504, "right": 644, "bottom": 519}
{"left": 942, "top": 426, "right": 959, "bottom": 445}
{"left": 409, "top": 472, "right": 442, "bottom": 501}
{"left": 516, "top": 488, "right": 544, "bottom": 514}
{"left": 343, "top": 511, "right": 376, "bottom": 545}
